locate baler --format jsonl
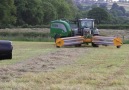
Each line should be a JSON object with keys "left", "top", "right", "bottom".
{"left": 0, "top": 40, "right": 13, "bottom": 60}
{"left": 50, "top": 18, "right": 122, "bottom": 48}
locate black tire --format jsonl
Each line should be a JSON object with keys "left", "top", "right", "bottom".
{"left": 92, "top": 43, "right": 99, "bottom": 47}
{"left": 75, "top": 44, "right": 81, "bottom": 47}
{"left": 56, "top": 46, "right": 60, "bottom": 48}
{"left": 117, "top": 46, "right": 121, "bottom": 48}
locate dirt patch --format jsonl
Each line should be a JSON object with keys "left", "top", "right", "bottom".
{"left": 0, "top": 48, "right": 89, "bottom": 82}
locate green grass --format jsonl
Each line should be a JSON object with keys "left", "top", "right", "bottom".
{"left": 123, "top": 40, "right": 129, "bottom": 44}
{"left": 0, "top": 44, "right": 129, "bottom": 89}
{"left": 0, "top": 41, "right": 55, "bottom": 65}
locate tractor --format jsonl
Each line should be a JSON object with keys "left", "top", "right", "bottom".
{"left": 50, "top": 18, "right": 122, "bottom": 48}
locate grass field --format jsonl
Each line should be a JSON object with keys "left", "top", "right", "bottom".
{"left": 0, "top": 41, "right": 55, "bottom": 65}
{"left": 0, "top": 41, "right": 129, "bottom": 90}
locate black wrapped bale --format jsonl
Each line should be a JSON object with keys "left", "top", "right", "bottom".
{"left": 0, "top": 40, "right": 13, "bottom": 60}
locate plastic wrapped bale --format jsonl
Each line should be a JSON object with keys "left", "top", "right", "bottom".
{"left": 0, "top": 40, "right": 13, "bottom": 60}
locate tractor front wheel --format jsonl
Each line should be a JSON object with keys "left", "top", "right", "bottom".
{"left": 54, "top": 34, "right": 61, "bottom": 48}
{"left": 117, "top": 46, "right": 121, "bottom": 48}
{"left": 75, "top": 44, "right": 81, "bottom": 47}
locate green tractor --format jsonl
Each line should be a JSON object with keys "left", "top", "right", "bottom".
{"left": 50, "top": 18, "right": 122, "bottom": 48}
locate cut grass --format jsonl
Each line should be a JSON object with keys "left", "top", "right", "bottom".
{"left": 0, "top": 44, "right": 129, "bottom": 90}
{"left": 0, "top": 41, "right": 55, "bottom": 65}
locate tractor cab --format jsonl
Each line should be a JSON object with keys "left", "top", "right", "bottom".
{"left": 72, "top": 18, "right": 99, "bottom": 36}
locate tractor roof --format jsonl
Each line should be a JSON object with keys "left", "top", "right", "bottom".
{"left": 78, "top": 18, "right": 94, "bottom": 21}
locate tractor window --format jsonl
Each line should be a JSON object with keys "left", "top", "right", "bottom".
{"left": 51, "top": 23, "right": 67, "bottom": 32}
{"left": 81, "top": 20, "right": 93, "bottom": 28}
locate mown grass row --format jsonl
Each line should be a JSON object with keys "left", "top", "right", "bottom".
{"left": 0, "top": 44, "right": 129, "bottom": 90}
{"left": 0, "top": 41, "right": 55, "bottom": 65}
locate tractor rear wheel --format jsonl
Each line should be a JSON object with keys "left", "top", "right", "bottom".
{"left": 92, "top": 43, "right": 99, "bottom": 47}
{"left": 75, "top": 44, "right": 81, "bottom": 47}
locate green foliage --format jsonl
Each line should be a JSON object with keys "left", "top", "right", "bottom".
{"left": 97, "top": 24, "right": 129, "bottom": 29}
{"left": 42, "top": 2, "right": 57, "bottom": 24}
{"left": 13, "top": 0, "right": 77, "bottom": 26}
{"left": 87, "top": 7, "right": 110, "bottom": 24}
{"left": 110, "top": 3, "right": 127, "bottom": 17}
{"left": 0, "top": 0, "right": 77, "bottom": 27}
{"left": 0, "top": 0, "right": 16, "bottom": 28}
{"left": 123, "top": 40, "right": 129, "bottom": 44}
{"left": 47, "top": 0, "right": 74, "bottom": 19}
{"left": 0, "top": 0, "right": 128, "bottom": 27}
{"left": 14, "top": 0, "right": 44, "bottom": 25}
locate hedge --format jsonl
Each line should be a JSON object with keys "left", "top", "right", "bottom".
{"left": 96, "top": 24, "right": 129, "bottom": 29}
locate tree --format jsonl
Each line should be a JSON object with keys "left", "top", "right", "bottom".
{"left": 111, "top": 3, "right": 119, "bottom": 10}
{"left": 14, "top": 0, "right": 44, "bottom": 25}
{"left": 110, "top": 3, "right": 126, "bottom": 17}
{"left": 87, "top": 7, "right": 110, "bottom": 24}
{"left": 99, "top": 3, "right": 108, "bottom": 10}
{"left": 0, "top": 0, "right": 16, "bottom": 27}
{"left": 119, "top": 6, "right": 126, "bottom": 14}
{"left": 45, "top": 0, "right": 75, "bottom": 19}
{"left": 42, "top": 2, "right": 57, "bottom": 24}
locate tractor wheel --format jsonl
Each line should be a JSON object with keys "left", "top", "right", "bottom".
{"left": 117, "top": 46, "right": 121, "bottom": 48}
{"left": 54, "top": 34, "right": 61, "bottom": 48}
{"left": 56, "top": 46, "right": 60, "bottom": 48}
{"left": 92, "top": 43, "right": 99, "bottom": 47}
{"left": 75, "top": 44, "right": 81, "bottom": 47}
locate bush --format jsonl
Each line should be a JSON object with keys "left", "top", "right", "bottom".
{"left": 0, "top": 28, "right": 53, "bottom": 42}
{"left": 96, "top": 24, "right": 129, "bottom": 29}
{"left": 123, "top": 40, "right": 129, "bottom": 44}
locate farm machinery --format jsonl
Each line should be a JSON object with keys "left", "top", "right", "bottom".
{"left": 50, "top": 18, "right": 122, "bottom": 48}
{"left": 0, "top": 40, "right": 13, "bottom": 60}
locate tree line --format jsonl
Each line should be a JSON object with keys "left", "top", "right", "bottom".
{"left": 76, "top": 2, "right": 129, "bottom": 25}
{"left": 0, "top": 0, "right": 129, "bottom": 28}
{"left": 0, "top": 0, "right": 77, "bottom": 28}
